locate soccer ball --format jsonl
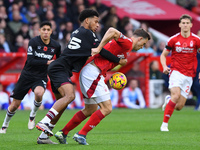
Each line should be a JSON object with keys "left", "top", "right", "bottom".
{"left": 109, "top": 72, "right": 127, "bottom": 90}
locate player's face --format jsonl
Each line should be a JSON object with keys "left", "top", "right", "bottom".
{"left": 88, "top": 16, "right": 99, "bottom": 32}
{"left": 179, "top": 18, "right": 192, "bottom": 32}
{"left": 133, "top": 37, "right": 149, "bottom": 51}
{"left": 39, "top": 25, "right": 52, "bottom": 40}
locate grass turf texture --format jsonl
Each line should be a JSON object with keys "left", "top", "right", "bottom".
{"left": 0, "top": 107, "right": 200, "bottom": 150}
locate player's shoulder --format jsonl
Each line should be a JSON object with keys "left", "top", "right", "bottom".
{"left": 191, "top": 33, "right": 200, "bottom": 40}
{"left": 50, "top": 38, "right": 61, "bottom": 47}
{"left": 77, "top": 26, "right": 96, "bottom": 38}
{"left": 29, "top": 36, "right": 39, "bottom": 45}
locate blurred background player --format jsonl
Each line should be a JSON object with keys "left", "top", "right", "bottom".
{"left": 160, "top": 14, "right": 200, "bottom": 132}
{"left": 0, "top": 21, "right": 61, "bottom": 145}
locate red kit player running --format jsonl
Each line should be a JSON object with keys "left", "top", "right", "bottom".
{"left": 160, "top": 14, "right": 200, "bottom": 131}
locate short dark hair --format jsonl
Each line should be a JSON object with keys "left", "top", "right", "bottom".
{"left": 133, "top": 28, "right": 151, "bottom": 40}
{"left": 40, "top": 21, "right": 52, "bottom": 28}
{"left": 79, "top": 9, "right": 99, "bottom": 22}
{"left": 180, "top": 14, "right": 192, "bottom": 22}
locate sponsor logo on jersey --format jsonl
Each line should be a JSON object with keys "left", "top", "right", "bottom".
{"left": 117, "top": 54, "right": 125, "bottom": 59}
{"left": 34, "top": 51, "right": 53, "bottom": 60}
{"left": 175, "top": 41, "right": 181, "bottom": 45}
{"left": 175, "top": 46, "right": 194, "bottom": 53}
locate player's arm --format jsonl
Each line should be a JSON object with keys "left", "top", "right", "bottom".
{"left": 99, "top": 48, "right": 127, "bottom": 65}
{"left": 91, "top": 27, "right": 120, "bottom": 56}
{"left": 160, "top": 48, "right": 170, "bottom": 74}
{"left": 27, "top": 40, "right": 48, "bottom": 66}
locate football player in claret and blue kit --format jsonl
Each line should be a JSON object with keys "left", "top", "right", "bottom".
{"left": 0, "top": 21, "right": 61, "bottom": 144}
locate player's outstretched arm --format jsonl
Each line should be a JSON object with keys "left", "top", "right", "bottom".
{"left": 160, "top": 49, "right": 170, "bottom": 74}
{"left": 91, "top": 27, "right": 121, "bottom": 56}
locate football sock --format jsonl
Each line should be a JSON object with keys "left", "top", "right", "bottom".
{"left": 62, "top": 110, "right": 87, "bottom": 135}
{"left": 30, "top": 100, "right": 42, "bottom": 117}
{"left": 78, "top": 110, "right": 105, "bottom": 136}
{"left": 41, "top": 108, "right": 58, "bottom": 124}
{"left": 163, "top": 100, "right": 176, "bottom": 123}
{"left": 2, "top": 108, "right": 16, "bottom": 127}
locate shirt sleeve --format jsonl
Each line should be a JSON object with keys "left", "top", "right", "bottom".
{"left": 26, "top": 39, "right": 48, "bottom": 65}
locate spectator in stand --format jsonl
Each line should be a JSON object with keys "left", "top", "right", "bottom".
{"left": 17, "top": 23, "right": 31, "bottom": 40}
{"left": 30, "top": 0, "right": 40, "bottom": 10}
{"left": 176, "top": 0, "right": 197, "bottom": 11}
{"left": 0, "top": 83, "right": 9, "bottom": 110}
{"left": 62, "top": 21, "right": 74, "bottom": 37}
{"left": 156, "top": 41, "right": 166, "bottom": 56}
{"left": 59, "top": 32, "right": 71, "bottom": 52}
{"left": 14, "top": 34, "right": 24, "bottom": 52}
{"left": 8, "top": 2, "right": 29, "bottom": 24}
{"left": 50, "top": 20, "right": 59, "bottom": 40}
{"left": 37, "top": 0, "right": 49, "bottom": 21}
{"left": 17, "top": 38, "right": 29, "bottom": 53}
{"left": 54, "top": 5, "right": 70, "bottom": 29}
{"left": 8, "top": 10, "right": 23, "bottom": 34}
{"left": 92, "top": 0, "right": 109, "bottom": 22}
{"left": 125, "top": 61, "right": 145, "bottom": 79}
{"left": 44, "top": 10, "right": 54, "bottom": 22}
{"left": 0, "top": 33, "right": 14, "bottom": 52}
{"left": 26, "top": 3, "right": 40, "bottom": 23}
{"left": 137, "top": 38, "right": 156, "bottom": 55}
{"left": 122, "top": 79, "right": 146, "bottom": 109}
{"left": 103, "top": 14, "right": 119, "bottom": 35}
{"left": 0, "top": 5, "right": 8, "bottom": 20}
{"left": 150, "top": 60, "right": 163, "bottom": 79}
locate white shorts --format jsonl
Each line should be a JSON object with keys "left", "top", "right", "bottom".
{"left": 79, "top": 63, "right": 110, "bottom": 104}
{"left": 169, "top": 70, "right": 193, "bottom": 98}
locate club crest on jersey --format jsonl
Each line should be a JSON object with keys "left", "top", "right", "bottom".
{"left": 43, "top": 46, "right": 48, "bottom": 51}
{"left": 51, "top": 48, "right": 55, "bottom": 53}
{"left": 190, "top": 41, "right": 193, "bottom": 47}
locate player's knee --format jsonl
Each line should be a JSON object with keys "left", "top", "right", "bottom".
{"left": 34, "top": 90, "right": 44, "bottom": 99}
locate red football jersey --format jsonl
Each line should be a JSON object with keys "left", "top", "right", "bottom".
{"left": 166, "top": 33, "right": 200, "bottom": 77}
{"left": 89, "top": 33, "right": 133, "bottom": 76}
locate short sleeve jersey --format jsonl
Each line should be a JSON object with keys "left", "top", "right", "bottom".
{"left": 58, "top": 26, "right": 99, "bottom": 73}
{"left": 23, "top": 36, "right": 61, "bottom": 78}
{"left": 89, "top": 33, "right": 133, "bottom": 76}
{"left": 166, "top": 33, "right": 200, "bottom": 77}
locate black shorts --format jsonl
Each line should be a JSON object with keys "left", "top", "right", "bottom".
{"left": 48, "top": 60, "right": 73, "bottom": 94}
{"left": 11, "top": 73, "right": 47, "bottom": 100}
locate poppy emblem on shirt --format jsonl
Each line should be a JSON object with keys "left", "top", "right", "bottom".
{"left": 182, "top": 42, "right": 187, "bottom": 47}
{"left": 43, "top": 46, "right": 48, "bottom": 51}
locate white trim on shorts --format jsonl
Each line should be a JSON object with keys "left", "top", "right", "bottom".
{"left": 169, "top": 70, "right": 193, "bottom": 98}
{"left": 79, "top": 63, "right": 110, "bottom": 104}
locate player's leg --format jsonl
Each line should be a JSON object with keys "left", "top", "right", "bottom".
{"left": 0, "top": 99, "right": 21, "bottom": 133}
{"left": 74, "top": 98, "right": 112, "bottom": 145}
{"left": 36, "top": 83, "right": 75, "bottom": 136}
{"left": 55, "top": 103, "right": 98, "bottom": 144}
{"left": 28, "top": 86, "right": 45, "bottom": 130}
{"left": 37, "top": 93, "right": 63, "bottom": 144}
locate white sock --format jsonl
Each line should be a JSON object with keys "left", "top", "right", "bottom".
{"left": 2, "top": 109, "right": 16, "bottom": 127}
{"left": 40, "top": 108, "right": 58, "bottom": 124}
{"left": 161, "top": 122, "right": 168, "bottom": 127}
{"left": 30, "top": 100, "right": 42, "bottom": 117}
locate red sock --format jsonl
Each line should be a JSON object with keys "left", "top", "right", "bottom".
{"left": 62, "top": 110, "right": 86, "bottom": 135}
{"left": 163, "top": 100, "right": 176, "bottom": 123}
{"left": 78, "top": 110, "right": 105, "bottom": 136}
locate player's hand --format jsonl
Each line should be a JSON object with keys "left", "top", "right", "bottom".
{"left": 91, "top": 48, "right": 100, "bottom": 56}
{"left": 163, "top": 66, "right": 170, "bottom": 74}
{"left": 119, "top": 59, "right": 127, "bottom": 66}
{"left": 47, "top": 60, "right": 54, "bottom": 65}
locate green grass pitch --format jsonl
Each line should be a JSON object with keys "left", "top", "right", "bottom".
{"left": 0, "top": 107, "right": 200, "bottom": 150}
